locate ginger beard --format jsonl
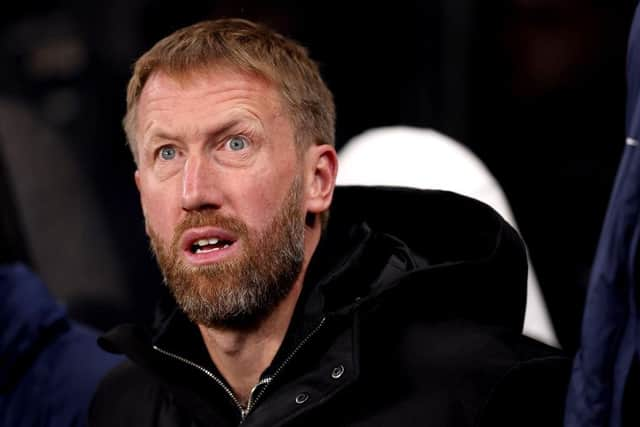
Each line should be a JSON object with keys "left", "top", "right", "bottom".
{"left": 148, "top": 176, "right": 305, "bottom": 330}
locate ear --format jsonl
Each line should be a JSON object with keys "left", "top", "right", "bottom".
{"left": 304, "top": 144, "right": 338, "bottom": 215}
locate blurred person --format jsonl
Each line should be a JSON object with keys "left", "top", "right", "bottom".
{"left": 90, "top": 18, "right": 570, "bottom": 427}
{"left": 0, "top": 148, "right": 124, "bottom": 427}
{"left": 565, "top": 3, "right": 640, "bottom": 427}
{"left": 0, "top": 263, "right": 124, "bottom": 427}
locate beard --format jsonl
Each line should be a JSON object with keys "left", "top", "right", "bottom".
{"left": 148, "top": 176, "right": 305, "bottom": 330}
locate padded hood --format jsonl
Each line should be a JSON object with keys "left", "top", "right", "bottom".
{"left": 325, "top": 186, "right": 528, "bottom": 332}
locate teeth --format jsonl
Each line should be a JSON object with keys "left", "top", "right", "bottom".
{"left": 195, "top": 245, "right": 226, "bottom": 254}
{"left": 192, "top": 237, "right": 229, "bottom": 254}
{"left": 195, "top": 238, "right": 220, "bottom": 247}
{"left": 196, "top": 247, "right": 216, "bottom": 254}
{"left": 195, "top": 237, "right": 231, "bottom": 254}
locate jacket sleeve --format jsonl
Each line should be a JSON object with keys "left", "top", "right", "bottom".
{"left": 478, "top": 355, "right": 571, "bottom": 427}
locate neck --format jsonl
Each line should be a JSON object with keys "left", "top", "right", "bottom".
{"left": 198, "top": 226, "right": 321, "bottom": 407}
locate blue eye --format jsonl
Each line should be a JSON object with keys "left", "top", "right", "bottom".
{"left": 226, "top": 136, "right": 248, "bottom": 151}
{"left": 159, "top": 146, "right": 177, "bottom": 160}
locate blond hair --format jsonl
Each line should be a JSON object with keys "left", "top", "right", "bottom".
{"left": 123, "top": 18, "right": 335, "bottom": 164}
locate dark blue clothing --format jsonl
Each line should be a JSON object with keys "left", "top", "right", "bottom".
{"left": 0, "top": 263, "right": 123, "bottom": 427}
{"left": 565, "top": 4, "right": 640, "bottom": 427}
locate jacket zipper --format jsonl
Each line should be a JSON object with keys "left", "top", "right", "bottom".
{"left": 245, "top": 316, "right": 327, "bottom": 414}
{"left": 152, "top": 316, "right": 326, "bottom": 423}
{"left": 151, "top": 345, "right": 247, "bottom": 418}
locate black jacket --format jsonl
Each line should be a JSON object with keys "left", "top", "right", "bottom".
{"left": 90, "top": 186, "right": 570, "bottom": 427}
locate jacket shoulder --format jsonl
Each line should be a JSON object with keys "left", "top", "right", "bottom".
{"left": 358, "top": 314, "right": 570, "bottom": 426}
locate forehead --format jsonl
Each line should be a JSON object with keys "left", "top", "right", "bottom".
{"left": 139, "top": 66, "right": 283, "bottom": 111}
{"left": 135, "top": 67, "right": 286, "bottom": 131}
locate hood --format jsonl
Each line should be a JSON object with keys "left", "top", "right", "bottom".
{"left": 326, "top": 186, "right": 528, "bottom": 332}
{"left": 0, "top": 262, "right": 68, "bottom": 388}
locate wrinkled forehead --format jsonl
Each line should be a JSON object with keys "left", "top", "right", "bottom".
{"left": 138, "top": 67, "right": 296, "bottom": 134}
{"left": 147, "top": 68, "right": 283, "bottom": 120}
{"left": 136, "top": 65, "right": 288, "bottom": 121}
{"left": 139, "top": 58, "right": 282, "bottom": 101}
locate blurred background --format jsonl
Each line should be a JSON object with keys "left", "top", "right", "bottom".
{"left": 0, "top": 0, "right": 636, "bottom": 354}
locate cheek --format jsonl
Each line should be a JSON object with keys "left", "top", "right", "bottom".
{"left": 238, "top": 182, "right": 276, "bottom": 222}
{"left": 139, "top": 185, "right": 178, "bottom": 240}
{"left": 242, "top": 166, "right": 299, "bottom": 223}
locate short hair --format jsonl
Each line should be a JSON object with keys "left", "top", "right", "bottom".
{"left": 123, "top": 18, "right": 335, "bottom": 164}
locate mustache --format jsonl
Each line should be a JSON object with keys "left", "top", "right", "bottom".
{"left": 171, "top": 209, "right": 248, "bottom": 246}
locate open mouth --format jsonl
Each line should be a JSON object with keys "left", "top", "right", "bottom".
{"left": 180, "top": 227, "right": 239, "bottom": 264}
{"left": 189, "top": 237, "right": 233, "bottom": 254}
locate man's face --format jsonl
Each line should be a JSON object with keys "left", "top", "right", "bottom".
{"left": 134, "top": 68, "right": 307, "bottom": 328}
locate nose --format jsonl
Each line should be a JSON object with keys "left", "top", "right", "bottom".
{"left": 181, "top": 155, "right": 222, "bottom": 211}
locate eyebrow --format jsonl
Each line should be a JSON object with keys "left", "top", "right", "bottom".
{"left": 147, "top": 130, "right": 180, "bottom": 143}
{"left": 140, "top": 130, "right": 181, "bottom": 156}
{"left": 143, "top": 117, "right": 259, "bottom": 150}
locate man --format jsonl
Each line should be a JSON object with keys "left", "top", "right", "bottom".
{"left": 565, "top": 3, "right": 640, "bottom": 426}
{"left": 90, "top": 18, "right": 569, "bottom": 426}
